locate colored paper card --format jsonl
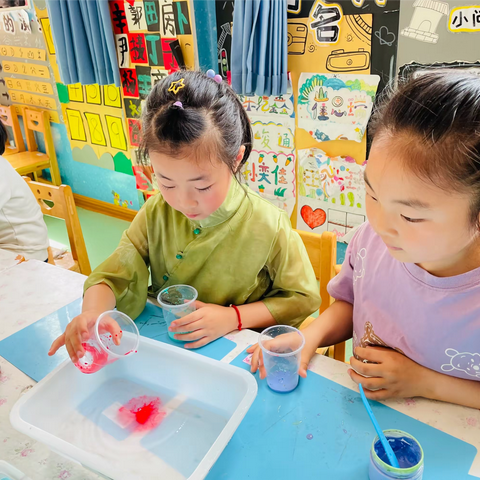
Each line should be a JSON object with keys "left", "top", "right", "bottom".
{"left": 125, "top": 1, "right": 148, "bottom": 31}
{"left": 0, "top": 45, "right": 46, "bottom": 61}
{"left": 144, "top": 0, "right": 160, "bottom": 32}
{"left": 128, "top": 118, "right": 142, "bottom": 147}
{"left": 297, "top": 148, "right": 367, "bottom": 240}
{"left": 297, "top": 73, "right": 380, "bottom": 143}
{"left": 161, "top": 37, "right": 178, "bottom": 72}
{"left": 8, "top": 91, "right": 56, "bottom": 110}
{"left": 145, "top": 33, "right": 163, "bottom": 66}
{"left": 151, "top": 68, "right": 168, "bottom": 85}
{"left": 120, "top": 68, "right": 139, "bottom": 97}
{"left": 1, "top": 61, "right": 50, "bottom": 79}
{"left": 136, "top": 65, "right": 152, "bottom": 98}
{"left": 115, "top": 34, "right": 130, "bottom": 68}
{"left": 207, "top": 349, "right": 478, "bottom": 480}
{"left": 110, "top": 1, "right": 128, "bottom": 34}
{"left": 159, "top": 0, "right": 176, "bottom": 37}
{"left": 173, "top": 1, "right": 191, "bottom": 35}
{"left": 4, "top": 78, "right": 53, "bottom": 95}
{"left": 124, "top": 97, "right": 143, "bottom": 118}
{"left": 128, "top": 33, "right": 148, "bottom": 64}
{"left": 0, "top": 300, "right": 236, "bottom": 382}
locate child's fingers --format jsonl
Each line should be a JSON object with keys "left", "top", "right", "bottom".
{"left": 101, "top": 317, "right": 122, "bottom": 346}
{"left": 48, "top": 333, "right": 65, "bottom": 356}
{"left": 246, "top": 344, "right": 257, "bottom": 354}
{"left": 350, "top": 356, "right": 381, "bottom": 377}
{"left": 184, "top": 335, "right": 209, "bottom": 349}
{"left": 173, "top": 328, "right": 205, "bottom": 342}
{"left": 194, "top": 300, "right": 207, "bottom": 309}
{"left": 348, "top": 369, "right": 384, "bottom": 391}
{"left": 250, "top": 346, "right": 261, "bottom": 373}
{"left": 65, "top": 338, "right": 78, "bottom": 363}
{"left": 299, "top": 360, "right": 309, "bottom": 378}
{"left": 169, "top": 310, "right": 202, "bottom": 329}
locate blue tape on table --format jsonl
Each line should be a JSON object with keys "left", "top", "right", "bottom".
{"left": 207, "top": 348, "right": 478, "bottom": 480}
{"left": 0, "top": 299, "right": 236, "bottom": 382}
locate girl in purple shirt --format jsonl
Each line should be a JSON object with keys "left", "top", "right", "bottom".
{"left": 250, "top": 71, "right": 480, "bottom": 409}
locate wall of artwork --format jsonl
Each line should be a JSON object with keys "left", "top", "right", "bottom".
{"left": 210, "top": 0, "right": 400, "bottom": 240}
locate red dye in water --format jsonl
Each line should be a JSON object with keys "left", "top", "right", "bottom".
{"left": 118, "top": 395, "right": 165, "bottom": 431}
{"left": 74, "top": 342, "right": 109, "bottom": 374}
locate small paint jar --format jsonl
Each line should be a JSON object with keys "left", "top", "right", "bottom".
{"left": 369, "top": 430, "right": 424, "bottom": 480}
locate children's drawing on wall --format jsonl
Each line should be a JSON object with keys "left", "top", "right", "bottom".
{"left": 216, "top": 0, "right": 233, "bottom": 82}
{"left": 297, "top": 148, "right": 366, "bottom": 239}
{"left": 239, "top": 92, "right": 295, "bottom": 118}
{"left": 401, "top": 0, "right": 449, "bottom": 44}
{"left": 242, "top": 119, "right": 296, "bottom": 216}
{"left": 297, "top": 73, "right": 379, "bottom": 143}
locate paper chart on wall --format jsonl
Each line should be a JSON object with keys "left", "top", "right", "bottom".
{"left": 297, "top": 148, "right": 366, "bottom": 240}
{"left": 242, "top": 117, "right": 296, "bottom": 217}
{"left": 297, "top": 73, "right": 379, "bottom": 143}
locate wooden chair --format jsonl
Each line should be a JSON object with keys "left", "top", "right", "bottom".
{"left": 24, "top": 178, "right": 91, "bottom": 276}
{"left": 296, "top": 229, "right": 346, "bottom": 362}
{"left": 0, "top": 105, "right": 25, "bottom": 156}
{"left": 5, "top": 108, "right": 61, "bottom": 185}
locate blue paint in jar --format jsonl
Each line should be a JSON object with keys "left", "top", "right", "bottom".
{"left": 369, "top": 430, "right": 424, "bottom": 480}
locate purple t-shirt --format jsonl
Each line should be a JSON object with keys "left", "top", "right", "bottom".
{"left": 328, "top": 222, "right": 480, "bottom": 381}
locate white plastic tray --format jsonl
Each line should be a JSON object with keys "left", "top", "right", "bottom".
{"left": 0, "top": 460, "right": 30, "bottom": 480}
{"left": 10, "top": 337, "right": 257, "bottom": 480}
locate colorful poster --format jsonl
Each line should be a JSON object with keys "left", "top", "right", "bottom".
{"left": 297, "top": 148, "right": 366, "bottom": 240}
{"left": 297, "top": 73, "right": 380, "bottom": 143}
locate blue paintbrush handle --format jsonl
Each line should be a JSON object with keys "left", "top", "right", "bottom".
{"left": 359, "top": 383, "right": 400, "bottom": 468}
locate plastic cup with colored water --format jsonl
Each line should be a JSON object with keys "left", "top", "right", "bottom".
{"left": 157, "top": 285, "right": 198, "bottom": 342}
{"left": 258, "top": 325, "right": 305, "bottom": 393}
{"left": 74, "top": 310, "right": 140, "bottom": 374}
{"left": 369, "top": 430, "right": 424, "bottom": 480}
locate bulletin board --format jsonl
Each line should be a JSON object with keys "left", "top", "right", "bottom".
{"left": 0, "top": 7, "right": 62, "bottom": 124}
{"left": 214, "top": 0, "right": 400, "bottom": 237}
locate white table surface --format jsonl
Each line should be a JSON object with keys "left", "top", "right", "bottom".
{"left": 0, "top": 248, "right": 26, "bottom": 275}
{"left": 1, "top": 260, "right": 480, "bottom": 479}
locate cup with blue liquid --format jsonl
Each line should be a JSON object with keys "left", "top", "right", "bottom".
{"left": 158, "top": 285, "right": 198, "bottom": 342}
{"left": 259, "top": 325, "right": 305, "bottom": 393}
{"left": 369, "top": 429, "right": 424, "bottom": 480}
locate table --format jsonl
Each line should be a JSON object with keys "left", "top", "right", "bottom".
{"left": 1, "top": 260, "right": 480, "bottom": 479}
{"left": 0, "top": 248, "right": 25, "bottom": 274}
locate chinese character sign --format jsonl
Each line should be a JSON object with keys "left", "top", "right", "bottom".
{"left": 243, "top": 119, "right": 296, "bottom": 216}
{"left": 449, "top": 6, "right": 480, "bottom": 32}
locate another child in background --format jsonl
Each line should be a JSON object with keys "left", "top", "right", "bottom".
{"left": 50, "top": 70, "right": 320, "bottom": 363}
{"left": 250, "top": 72, "right": 480, "bottom": 409}
{"left": 0, "top": 119, "right": 49, "bottom": 261}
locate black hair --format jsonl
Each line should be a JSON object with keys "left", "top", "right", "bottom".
{"left": 369, "top": 71, "right": 480, "bottom": 228}
{"left": 139, "top": 70, "right": 252, "bottom": 179}
{"left": 0, "top": 118, "right": 7, "bottom": 156}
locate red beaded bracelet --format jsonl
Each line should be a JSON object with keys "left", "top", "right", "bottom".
{"left": 230, "top": 304, "right": 242, "bottom": 331}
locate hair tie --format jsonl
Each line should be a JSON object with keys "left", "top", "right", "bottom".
{"left": 173, "top": 101, "right": 184, "bottom": 109}
{"left": 206, "top": 69, "right": 222, "bottom": 84}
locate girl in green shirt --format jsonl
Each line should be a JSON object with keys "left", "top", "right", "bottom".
{"left": 49, "top": 70, "right": 320, "bottom": 364}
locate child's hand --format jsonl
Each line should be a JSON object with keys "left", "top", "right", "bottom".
{"left": 48, "top": 310, "right": 122, "bottom": 363}
{"left": 246, "top": 330, "right": 319, "bottom": 379}
{"left": 348, "top": 347, "right": 426, "bottom": 400}
{"left": 168, "top": 301, "right": 238, "bottom": 349}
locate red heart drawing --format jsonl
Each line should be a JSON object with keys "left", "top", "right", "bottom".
{"left": 301, "top": 205, "right": 326, "bottom": 229}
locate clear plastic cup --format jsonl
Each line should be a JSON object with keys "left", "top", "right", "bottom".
{"left": 157, "top": 285, "right": 198, "bottom": 342}
{"left": 74, "top": 310, "right": 140, "bottom": 374}
{"left": 259, "top": 325, "right": 305, "bottom": 393}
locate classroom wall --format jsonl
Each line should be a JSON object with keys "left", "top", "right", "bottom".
{"left": 0, "top": 0, "right": 196, "bottom": 210}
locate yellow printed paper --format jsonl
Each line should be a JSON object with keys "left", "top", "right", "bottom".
{"left": 0, "top": 45, "right": 46, "bottom": 61}
{"left": 85, "top": 84, "right": 102, "bottom": 105}
{"left": 103, "top": 85, "right": 122, "bottom": 108}
{"left": 8, "top": 90, "right": 57, "bottom": 110}
{"left": 66, "top": 109, "right": 87, "bottom": 142}
{"left": 39, "top": 17, "right": 55, "bottom": 55}
{"left": 84, "top": 112, "right": 107, "bottom": 147}
{"left": 2, "top": 61, "right": 50, "bottom": 79}
{"left": 4, "top": 78, "right": 53, "bottom": 96}
{"left": 105, "top": 115, "right": 127, "bottom": 151}
{"left": 67, "top": 84, "right": 84, "bottom": 103}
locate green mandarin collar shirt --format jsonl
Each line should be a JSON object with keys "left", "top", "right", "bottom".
{"left": 85, "top": 180, "right": 321, "bottom": 327}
